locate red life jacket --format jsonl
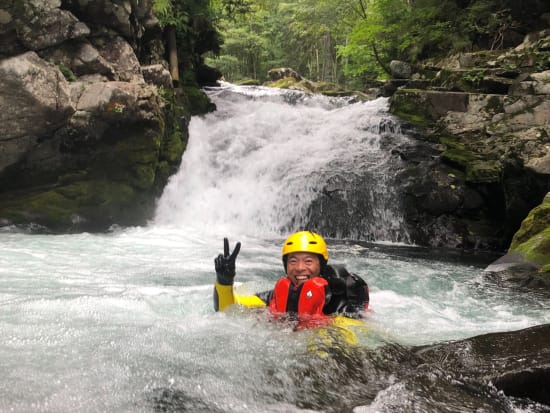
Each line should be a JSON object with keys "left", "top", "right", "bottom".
{"left": 269, "top": 277, "right": 332, "bottom": 329}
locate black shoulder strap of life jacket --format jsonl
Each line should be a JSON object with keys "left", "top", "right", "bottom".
{"left": 255, "top": 289, "right": 273, "bottom": 305}
{"left": 322, "top": 264, "right": 369, "bottom": 316}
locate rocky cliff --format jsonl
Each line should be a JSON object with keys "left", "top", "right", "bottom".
{"left": 387, "top": 29, "right": 550, "bottom": 281}
{"left": 0, "top": 0, "right": 215, "bottom": 231}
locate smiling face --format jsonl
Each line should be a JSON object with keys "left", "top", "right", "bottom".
{"left": 286, "top": 252, "right": 321, "bottom": 287}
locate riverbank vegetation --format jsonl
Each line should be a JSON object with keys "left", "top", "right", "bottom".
{"left": 202, "top": 0, "right": 544, "bottom": 88}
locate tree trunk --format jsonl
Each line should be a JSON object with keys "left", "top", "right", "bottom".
{"left": 166, "top": 25, "right": 179, "bottom": 86}
{"left": 372, "top": 41, "right": 391, "bottom": 76}
{"left": 316, "top": 47, "right": 320, "bottom": 81}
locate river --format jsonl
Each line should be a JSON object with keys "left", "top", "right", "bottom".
{"left": 1, "top": 83, "right": 548, "bottom": 412}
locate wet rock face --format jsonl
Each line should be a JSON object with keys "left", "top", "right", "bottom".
{"left": 388, "top": 30, "right": 550, "bottom": 255}
{"left": 485, "top": 193, "right": 550, "bottom": 286}
{"left": 150, "top": 323, "right": 547, "bottom": 413}
{"left": 267, "top": 67, "right": 302, "bottom": 81}
{"left": 0, "top": 52, "right": 75, "bottom": 170}
{"left": 60, "top": 0, "right": 158, "bottom": 45}
{"left": 15, "top": 0, "right": 91, "bottom": 50}
{"left": 0, "top": 0, "right": 189, "bottom": 231}
{"left": 415, "top": 323, "right": 550, "bottom": 409}
{"left": 151, "top": 325, "right": 550, "bottom": 413}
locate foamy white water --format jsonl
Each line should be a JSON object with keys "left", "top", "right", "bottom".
{"left": 154, "top": 83, "right": 407, "bottom": 241}
{"left": 0, "top": 84, "right": 548, "bottom": 412}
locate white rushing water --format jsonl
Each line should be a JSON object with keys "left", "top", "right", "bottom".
{"left": 154, "top": 83, "right": 408, "bottom": 242}
{"left": 0, "top": 84, "right": 548, "bottom": 412}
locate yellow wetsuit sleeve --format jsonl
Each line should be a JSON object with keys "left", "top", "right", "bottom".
{"left": 214, "top": 281, "right": 268, "bottom": 312}
{"left": 214, "top": 282, "right": 235, "bottom": 312}
{"left": 234, "top": 294, "right": 267, "bottom": 308}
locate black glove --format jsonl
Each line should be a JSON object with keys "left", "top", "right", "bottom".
{"left": 214, "top": 237, "right": 241, "bottom": 285}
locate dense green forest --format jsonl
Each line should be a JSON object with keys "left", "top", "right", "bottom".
{"left": 206, "top": 0, "right": 542, "bottom": 88}
{"left": 153, "top": 0, "right": 545, "bottom": 88}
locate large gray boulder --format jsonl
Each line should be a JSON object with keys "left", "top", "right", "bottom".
{"left": 15, "top": 0, "right": 90, "bottom": 50}
{"left": 0, "top": 51, "right": 75, "bottom": 171}
{"left": 0, "top": 0, "right": 188, "bottom": 231}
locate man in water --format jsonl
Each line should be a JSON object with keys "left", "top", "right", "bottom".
{"left": 213, "top": 231, "right": 369, "bottom": 327}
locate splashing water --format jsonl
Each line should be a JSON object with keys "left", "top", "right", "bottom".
{"left": 0, "top": 84, "right": 548, "bottom": 412}
{"left": 154, "top": 83, "right": 409, "bottom": 242}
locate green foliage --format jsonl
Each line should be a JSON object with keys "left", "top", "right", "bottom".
{"left": 58, "top": 64, "right": 76, "bottom": 82}
{"left": 153, "top": 0, "right": 189, "bottom": 30}
{"left": 205, "top": 54, "right": 240, "bottom": 80}
{"left": 208, "top": 0, "right": 360, "bottom": 83}
{"left": 206, "top": 0, "right": 528, "bottom": 86}
{"left": 463, "top": 69, "right": 485, "bottom": 86}
{"left": 211, "top": 0, "right": 253, "bottom": 20}
{"left": 458, "top": 1, "right": 516, "bottom": 50}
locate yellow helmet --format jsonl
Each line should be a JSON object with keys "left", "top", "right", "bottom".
{"left": 282, "top": 231, "right": 329, "bottom": 261}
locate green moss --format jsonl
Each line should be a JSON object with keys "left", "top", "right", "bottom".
{"left": 181, "top": 85, "right": 216, "bottom": 115}
{"left": 235, "top": 79, "right": 260, "bottom": 86}
{"left": 389, "top": 90, "right": 434, "bottom": 128}
{"left": 162, "top": 127, "right": 185, "bottom": 164}
{"left": 465, "top": 160, "right": 501, "bottom": 183}
{"left": 89, "top": 129, "right": 163, "bottom": 191}
{"left": 157, "top": 88, "right": 188, "bottom": 165}
{"left": 509, "top": 199, "right": 550, "bottom": 270}
{"left": 264, "top": 77, "right": 299, "bottom": 89}
{"left": 511, "top": 227, "right": 550, "bottom": 268}
{"left": 438, "top": 136, "right": 500, "bottom": 182}
{"left": 439, "top": 136, "right": 464, "bottom": 148}
{"left": 0, "top": 180, "right": 137, "bottom": 229}
{"left": 510, "top": 202, "right": 550, "bottom": 249}
{"left": 440, "top": 147, "right": 478, "bottom": 169}
{"left": 57, "top": 180, "right": 135, "bottom": 205}
{"left": 58, "top": 64, "right": 77, "bottom": 82}
{"left": 154, "top": 160, "right": 171, "bottom": 187}
{"left": 113, "top": 134, "right": 161, "bottom": 165}
{"left": 131, "top": 165, "right": 156, "bottom": 190}
{"left": 28, "top": 191, "right": 76, "bottom": 224}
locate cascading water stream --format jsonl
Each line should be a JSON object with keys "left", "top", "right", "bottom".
{"left": 154, "top": 83, "right": 410, "bottom": 243}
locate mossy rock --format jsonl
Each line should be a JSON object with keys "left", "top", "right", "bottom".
{"left": 510, "top": 201, "right": 550, "bottom": 249}
{"left": 439, "top": 138, "right": 479, "bottom": 171}
{"left": 437, "top": 136, "right": 501, "bottom": 183}
{"left": 158, "top": 87, "right": 188, "bottom": 166}
{"left": 0, "top": 190, "right": 78, "bottom": 229}
{"left": 437, "top": 69, "right": 481, "bottom": 92}
{"left": 88, "top": 127, "right": 161, "bottom": 191}
{"left": 181, "top": 85, "right": 216, "bottom": 115}
{"left": 156, "top": 96, "right": 187, "bottom": 195}
{"left": 441, "top": 147, "right": 478, "bottom": 167}
{"left": 509, "top": 227, "right": 550, "bottom": 269}
{"left": 508, "top": 198, "right": 550, "bottom": 271}
{"left": 465, "top": 160, "right": 502, "bottom": 183}
{"left": 235, "top": 79, "right": 260, "bottom": 86}
{"left": 264, "top": 77, "right": 300, "bottom": 89}
{"left": 313, "top": 81, "right": 343, "bottom": 93}
{"left": 389, "top": 90, "right": 434, "bottom": 128}
{"left": 0, "top": 180, "right": 140, "bottom": 231}
{"left": 161, "top": 126, "right": 185, "bottom": 165}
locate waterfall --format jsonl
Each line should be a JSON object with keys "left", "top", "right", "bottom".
{"left": 154, "top": 83, "right": 411, "bottom": 243}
